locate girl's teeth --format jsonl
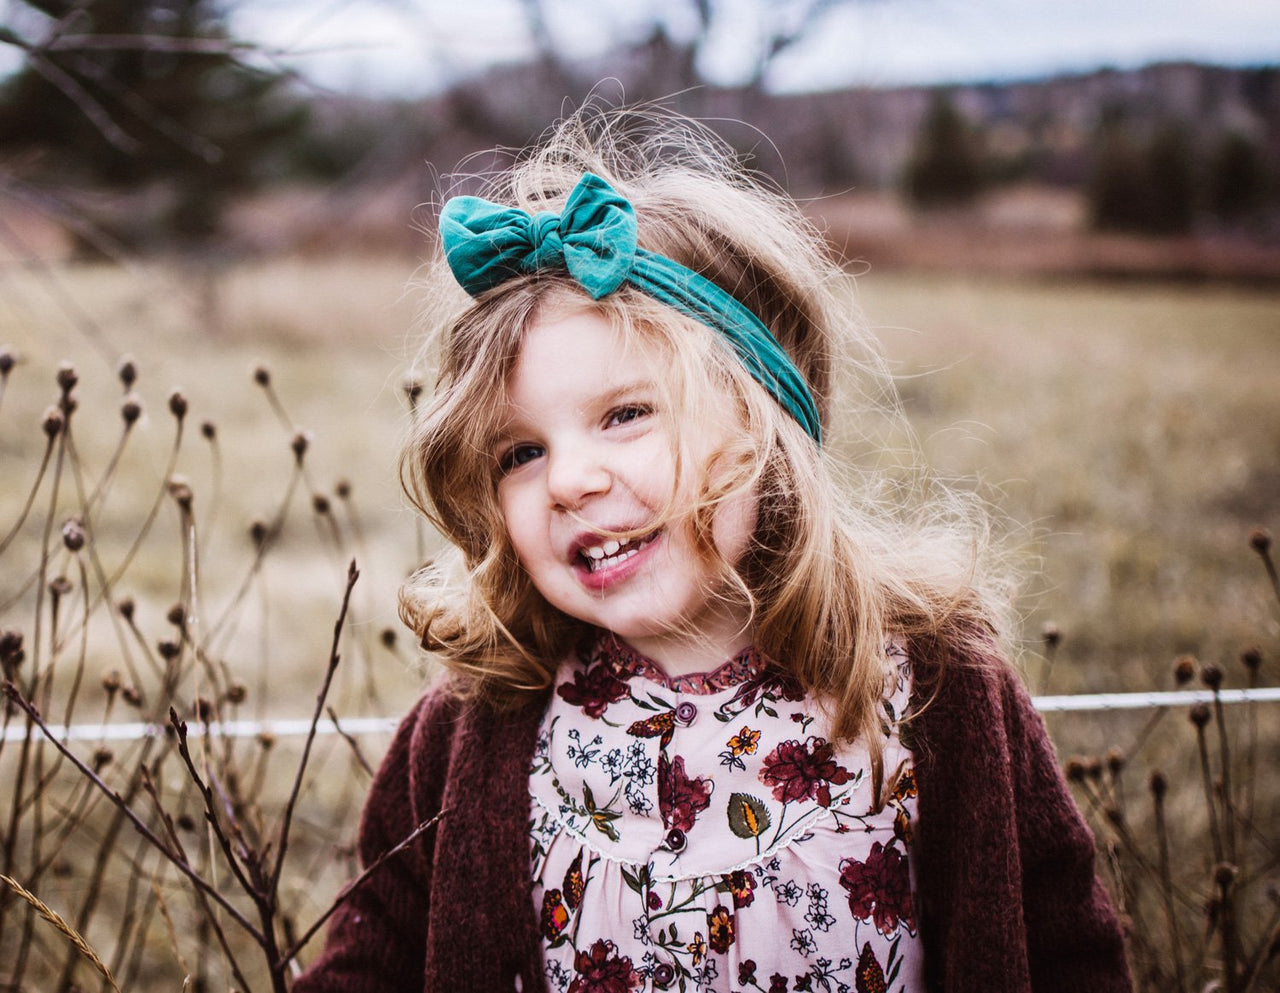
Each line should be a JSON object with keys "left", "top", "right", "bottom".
{"left": 580, "top": 534, "right": 654, "bottom": 571}
{"left": 584, "top": 539, "right": 624, "bottom": 560}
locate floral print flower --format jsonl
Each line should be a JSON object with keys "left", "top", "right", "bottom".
{"left": 719, "top": 725, "right": 763, "bottom": 770}
{"left": 558, "top": 663, "right": 629, "bottom": 718}
{"left": 563, "top": 851, "right": 585, "bottom": 910}
{"left": 657, "top": 754, "right": 711, "bottom": 832}
{"left": 723, "top": 868, "right": 756, "bottom": 909}
{"left": 760, "top": 737, "right": 853, "bottom": 807}
{"left": 731, "top": 669, "right": 806, "bottom": 710}
{"left": 533, "top": 637, "right": 922, "bottom": 993}
{"left": 728, "top": 726, "right": 761, "bottom": 756}
{"left": 542, "top": 889, "right": 569, "bottom": 940}
{"left": 707, "top": 905, "right": 735, "bottom": 953}
{"left": 790, "top": 927, "right": 816, "bottom": 956}
{"left": 627, "top": 711, "right": 676, "bottom": 749}
{"left": 568, "top": 939, "right": 641, "bottom": 993}
{"left": 838, "top": 841, "right": 916, "bottom": 936}
{"left": 890, "top": 765, "right": 918, "bottom": 801}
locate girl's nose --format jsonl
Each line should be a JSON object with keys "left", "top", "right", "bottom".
{"left": 545, "top": 445, "right": 611, "bottom": 510}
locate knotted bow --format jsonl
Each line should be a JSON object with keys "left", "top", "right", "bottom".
{"left": 438, "top": 173, "right": 822, "bottom": 443}
{"left": 441, "top": 173, "right": 636, "bottom": 299}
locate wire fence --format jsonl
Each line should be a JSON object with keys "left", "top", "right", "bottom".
{"left": 7, "top": 686, "right": 1280, "bottom": 744}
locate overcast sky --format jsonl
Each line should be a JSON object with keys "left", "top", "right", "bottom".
{"left": 4, "top": 0, "right": 1279, "bottom": 94}
{"left": 224, "top": 0, "right": 1280, "bottom": 96}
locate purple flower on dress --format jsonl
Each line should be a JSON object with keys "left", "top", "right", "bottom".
{"left": 558, "top": 663, "right": 630, "bottom": 718}
{"left": 838, "top": 841, "right": 916, "bottom": 936}
{"left": 568, "top": 939, "right": 642, "bottom": 993}
{"left": 760, "top": 737, "right": 853, "bottom": 807}
{"left": 724, "top": 869, "right": 756, "bottom": 909}
{"left": 729, "top": 669, "right": 805, "bottom": 710}
{"left": 657, "top": 753, "right": 712, "bottom": 832}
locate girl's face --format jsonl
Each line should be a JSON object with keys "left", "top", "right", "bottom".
{"left": 493, "top": 306, "right": 756, "bottom": 676}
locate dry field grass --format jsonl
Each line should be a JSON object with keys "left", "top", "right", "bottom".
{"left": 1, "top": 256, "right": 1278, "bottom": 990}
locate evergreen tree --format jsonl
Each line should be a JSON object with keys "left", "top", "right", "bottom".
{"left": 1086, "top": 118, "right": 1151, "bottom": 232}
{"left": 1087, "top": 116, "right": 1196, "bottom": 235}
{"left": 903, "top": 92, "right": 983, "bottom": 208}
{"left": 0, "top": 0, "right": 306, "bottom": 248}
{"left": 1144, "top": 123, "right": 1195, "bottom": 235}
{"left": 1208, "top": 131, "right": 1266, "bottom": 222}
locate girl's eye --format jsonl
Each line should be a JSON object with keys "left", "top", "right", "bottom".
{"left": 607, "top": 404, "right": 651, "bottom": 428}
{"left": 497, "top": 443, "right": 543, "bottom": 474}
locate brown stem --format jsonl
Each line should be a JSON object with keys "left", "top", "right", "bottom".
{"left": 326, "top": 706, "right": 375, "bottom": 777}
{"left": 1193, "top": 716, "right": 1225, "bottom": 865}
{"left": 139, "top": 765, "right": 255, "bottom": 993}
{"left": 269, "top": 560, "right": 358, "bottom": 894}
{"left": 1, "top": 681, "right": 265, "bottom": 944}
{"left": 1210, "top": 689, "right": 1238, "bottom": 867}
{"left": 1151, "top": 778, "right": 1187, "bottom": 993}
{"left": 280, "top": 810, "right": 448, "bottom": 965}
{"left": 170, "top": 711, "right": 260, "bottom": 903}
{"left": 0, "top": 432, "right": 56, "bottom": 557}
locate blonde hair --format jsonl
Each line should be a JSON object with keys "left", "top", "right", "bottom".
{"left": 400, "top": 106, "right": 1016, "bottom": 753}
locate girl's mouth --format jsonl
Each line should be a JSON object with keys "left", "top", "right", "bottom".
{"left": 577, "top": 530, "right": 661, "bottom": 573}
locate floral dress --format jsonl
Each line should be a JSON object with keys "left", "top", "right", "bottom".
{"left": 528, "top": 636, "right": 922, "bottom": 993}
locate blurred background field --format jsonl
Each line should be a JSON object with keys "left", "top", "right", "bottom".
{"left": 2, "top": 1, "right": 1279, "bottom": 990}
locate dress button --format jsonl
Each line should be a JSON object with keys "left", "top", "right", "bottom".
{"left": 674, "top": 701, "right": 697, "bottom": 725}
{"left": 665, "top": 827, "right": 686, "bottom": 852}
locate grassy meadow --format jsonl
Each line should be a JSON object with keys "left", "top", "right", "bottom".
{"left": 1, "top": 256, "right": 1278, "bottom": 990}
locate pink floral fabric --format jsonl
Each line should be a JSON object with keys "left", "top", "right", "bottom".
{"left": 529, "top": 636, "right": 923, "bottom": 993}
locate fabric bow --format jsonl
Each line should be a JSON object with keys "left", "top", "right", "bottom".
{"left": 437, "top": 172, "right": 823, "bottom": 444}
{"left": 440, "top": 173, "right": 637, "bottom": 300}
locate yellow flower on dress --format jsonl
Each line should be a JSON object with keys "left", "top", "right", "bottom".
{"left": 726, "top": 726, "right": 760, "bottom": 756}
{"left": 687, "top": 932, "right": 707, "bottom": 965}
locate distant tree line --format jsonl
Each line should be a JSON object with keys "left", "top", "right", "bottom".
{"left": 0, "top": 0, "right": 310, "bottom": 253}
{"left": 900, "top": 89, "right": 1276, "bottom": 235}
{"left": 1, "top": 0, "right": 1277, "bottom": 252}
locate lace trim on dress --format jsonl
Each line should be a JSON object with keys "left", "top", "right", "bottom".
{"left": 594, "top": 634, "right": 771, "bottom": 695}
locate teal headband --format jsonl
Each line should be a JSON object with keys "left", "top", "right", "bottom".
{"left": 438, "top": 172, "right": 822, "bottom": 444}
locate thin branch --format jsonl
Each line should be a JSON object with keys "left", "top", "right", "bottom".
{"left": 280, "top": 808, "right": 448, "bottom": 965}
{"left": 325, "top": 706, "right": 375, "bottom": 777}
{"left": 0, "top": 680, "right": 265, "bottom": 944}
{"left": 270, "top": 560, "right": 359, "bottom": 891}
{"left": 25, "top": 50, "right": 140, "bottom": 154}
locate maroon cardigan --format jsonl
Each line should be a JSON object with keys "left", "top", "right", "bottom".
{"left": 294, "top": 637, "right": 1131, "bottom": 992}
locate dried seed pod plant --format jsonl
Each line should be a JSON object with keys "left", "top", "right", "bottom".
{"left": 1060, "top": 533, "right": 1280, "bottom": 993}
{"left": 0, "top": 351, "right": 424, "bottom": 992}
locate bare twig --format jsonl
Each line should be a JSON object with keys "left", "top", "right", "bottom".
{"left": 1, "top": 680, "right": 265, "bottom": 944}
{"left": 281, "top": 808, "right": 448, "bottom": 965}
{"left": 270, "top": 560, "right": 359, "bottom": 892}
{"left": 326, "top": 705, "right": 375, "bottom": 777}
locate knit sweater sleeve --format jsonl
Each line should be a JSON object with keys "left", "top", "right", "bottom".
{"left": 996, "top": 662, "right": 1131, "bottom": 992}
{"left": 292, "top": 685, "right": 459, "bottom": 993}
{"left": 911, "top": 638, "right": 1131, "bottom": 993}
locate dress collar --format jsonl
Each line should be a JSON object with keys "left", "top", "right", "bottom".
{"left": 592, "top": 633, "right": 772, "bottom": 696}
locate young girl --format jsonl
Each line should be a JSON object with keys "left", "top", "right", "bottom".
{"left": 295, "top": 110, "right": 1130, "bottom": 993}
